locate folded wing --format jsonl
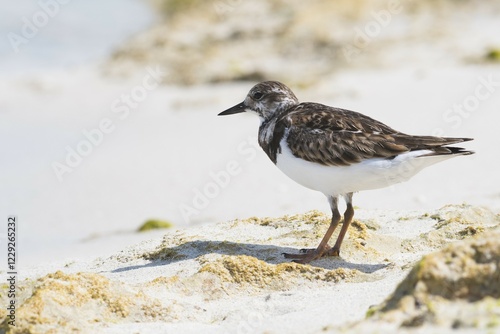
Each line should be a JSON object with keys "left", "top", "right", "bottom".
{"left": 283, "top": 103, "right": 473, "bottom": 167}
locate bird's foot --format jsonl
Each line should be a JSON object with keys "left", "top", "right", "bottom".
{"left": 283, "top": 245, "right": 331, "bottom": 264}
{"left": 282, "top": 251, "right": 320, "bottom": 264}
{"left": 325, "top": 247, "right": 340, "bottom": 257}
{"left": 282, "top": 245, "right": 340, "bottom": 264}
{"left": 298, "top": 245, "right": 331, "bottom": 254}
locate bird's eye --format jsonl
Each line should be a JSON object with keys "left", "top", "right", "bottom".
{"left": 252, "top": 91, "right": 264, "bottom": 100}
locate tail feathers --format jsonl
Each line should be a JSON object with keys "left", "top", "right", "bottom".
{"left": 400, "top": 135, "right": 474, "bottom": 157}
{"left": 399, "top": 135, "right": 473, "bottom": 148}
{"left": 422, "top": 146, "right": 475, "bottom": 157}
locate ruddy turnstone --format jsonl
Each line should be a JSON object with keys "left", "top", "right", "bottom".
{"left": 218, "top": 81, "right": 474, "bottom": 264}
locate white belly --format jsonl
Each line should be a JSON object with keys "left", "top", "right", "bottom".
{"left": 275, "top": 139, "right": 453, "bottom": 196}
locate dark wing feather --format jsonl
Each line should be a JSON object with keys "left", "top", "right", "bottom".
{"left": 282, "top": 103, "right": 473, "bottom": 167}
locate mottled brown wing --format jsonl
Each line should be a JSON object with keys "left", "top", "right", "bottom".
{"left": 285, "top": 103, "right": 400, "bottom": 134}
{"left": 286, "top": 126, "right": 410, "bottom": 166}
{"left": 283, "top": 104, "right": 472, "bottom": 166}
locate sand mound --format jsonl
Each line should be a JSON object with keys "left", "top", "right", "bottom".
{"left": 1, "top": 271, "right": 169, "bottom": 334}
{"left": 198, "top": 255, "right": 359, "bottom": 288}
{"left": 401, "top": 204, "right": 499, "bottom": 252}
{"left": 353, "top": 227, "right": 500, "bottom": 332}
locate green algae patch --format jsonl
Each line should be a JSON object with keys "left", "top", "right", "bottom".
{"left": 138, "top": 219, "right": 174, "bottom": 232}
{"left": 485, "top": 48, "right": 500, "bottom": 62}
{"left": 152, "top": 0, "right": 205, "bottom": 17}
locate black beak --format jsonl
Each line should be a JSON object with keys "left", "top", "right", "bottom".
{"left": 218, "top": 102, "right": 246, "bottom": 116}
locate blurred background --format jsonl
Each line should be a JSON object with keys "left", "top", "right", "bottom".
{"left": 1, "top": 0, "right": 499, "bottom": 268}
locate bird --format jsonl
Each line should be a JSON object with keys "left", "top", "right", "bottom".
{"left": 218, "top": 81, "right": 473, "bottom": 264}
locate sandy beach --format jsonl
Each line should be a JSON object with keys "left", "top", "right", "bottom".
{"left": 1, "top": 0, "right": 500, "bottom": 333}
{"left": 2, "top": 205, "right": 500, "bottom": 333}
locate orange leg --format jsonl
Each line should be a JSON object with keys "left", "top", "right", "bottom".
{"left": 283, "top": 195, "right": 340, "bottom": 263}
{"left": 327, "top": 193, "right": 354, "bottom": 256}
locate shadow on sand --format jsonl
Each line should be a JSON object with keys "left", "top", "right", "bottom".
{"left": 111, "top": 240, "right": 388, "bottom": 274}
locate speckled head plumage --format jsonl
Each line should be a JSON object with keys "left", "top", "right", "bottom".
{"left": 218, "top": 81, "right": 299, "bottom": 120}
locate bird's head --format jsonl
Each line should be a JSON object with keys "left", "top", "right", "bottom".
{"left": 218, "top": 81, "right": 299, "bottom": 121}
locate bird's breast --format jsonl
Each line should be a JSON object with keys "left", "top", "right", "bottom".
{"left": 258, "top": 118, "right": 285, "bottom": 164}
